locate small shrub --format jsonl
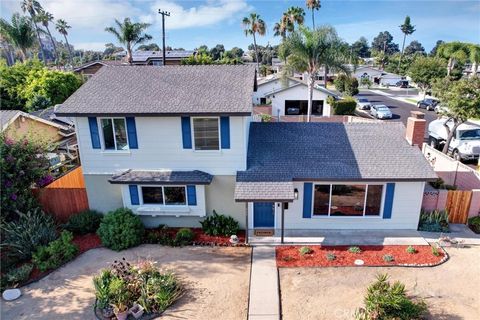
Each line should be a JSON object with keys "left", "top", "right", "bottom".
{"left": 418, "top": 209, "right": 449, "bottom": 233}
{"left": 326, "top": 252, "right": 336, "bottom": 261}
{"left": 429, "top": 178, "right": 456, "bottom": 190}
{"left": 354, "top": 274, "right": 427, "bottom": 320}
{"left": 348, "top": 246, "right": 362, "bottom": 254}
{"left": 5, "top": 263, "right": 33, "bottom": 285}
{"left": 0, "top": 209, "right": 57, "bottom": 260}
{"left": 406, "top": 246, "right": 417, "bottom": 254}
{"left": 97, "top": 208, "right": 144, "bottom": 251}
{"left": 431, "top": 245, "right": 440, "bottom": 257}
{"left": 32, "top": 231, "right": 79, "bottom": 272}
{"left": 383, "top": 254, "right": 394, "bottom": 262}
{"left": 282, "top": 255, "right": 293, "bottom": 262}
{"left": 260, "top": 114, "right": 273, "bottom": 122}
{"left": 63, "top": 210, "right": 102, "bottom": 235}
{"left": 145, "top": 225, "right": 175, "bottom": 246}
{"left": 468, "top": 216, "right": 480, "bottom": 234}
{"left": 299, "top": 246, "right": 313, "bottom": 256}
{"left": 200, "top": 210, "right": 239, "bottom": 236}
{"left": 175, "top": 228, "right": 194, "bottom": 246}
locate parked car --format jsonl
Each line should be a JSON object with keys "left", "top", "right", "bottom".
{"left": 356, "top": 98, "right": 371, "bottom": 110}
{"left": 286, "top": 107, "right": 300, "bottom": 115}
{"left": 370, "top": 105, "right": 393, "bottom": 119}
{"left": 428, "top": 118, "right": 480, "bottom": 161}
{"left": 395, "top": 80, "right": 409, "bottom": 88}
{"left": 416, "top": 98, "right": 439, "bottom": 111}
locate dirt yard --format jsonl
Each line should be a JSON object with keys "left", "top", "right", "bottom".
{"left": 1, "top": 245, "right": 251, "bottom": 320}
{"left": 280, "top": 246, "right": 480, "bottom": 320}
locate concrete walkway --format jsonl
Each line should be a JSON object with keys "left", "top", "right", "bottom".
{"left": 249, "top": 229, "right": 428, "bottom": 246}
{"left": 420, "top": 224, "right": 480, "bottom": 245}
{"left": 248, "top": 246, "right": 279, "bottom": 320}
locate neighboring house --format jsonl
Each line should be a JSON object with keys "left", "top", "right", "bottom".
{"left": 234, "top": 119, "right": 437, "bottom": 236}
{"left": 74, "top": 60, "right": 125, "bottom": 77}
{"left": 55, "top": 64, "right": 436, "bottom": 240}
{"left": 352, "top": 66, "right": 385, "bottom": 84}
{"left": 55, "top": 65, "right": 257, "bottom": 228}
{"left": 130, "top": 50, "right": 196, "bottom": 66}
{"left": 254, "top": 76, "right": 338, "bottom": 117}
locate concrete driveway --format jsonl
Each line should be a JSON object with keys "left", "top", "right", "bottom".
{"left": 280, "top": 245, "right": 480, "bottom": 320}
{"left": 1, "top": 245, "right": 251, "bottom": 320}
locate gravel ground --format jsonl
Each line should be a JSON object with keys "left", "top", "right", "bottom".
{"left": 1, "top": 245, "right": 251, "bottom": 320}
{"left": 280, "top": 246, "right": 480, "bottom": 320}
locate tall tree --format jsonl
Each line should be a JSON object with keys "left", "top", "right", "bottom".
{"left": 351, "top": 36, "right": 370, "bottom": 58}
{"left": 0, "top": 13, "right": 36, "bottom": 61}
{"left": 436, "top": 42, "right": 470, "bottom": 76}
{"left": 137, "top": 43, "right": 160, "bottom": 51}
{"left": 209, "top": 44, "right": 225, "bottom": 60}
{"left": 284, "top": 6, "right": 305, "bottom": 32}
{"left": 242, "top": 13, "right": 266, "bottom": 71}
{"left": 55, "top": 19, "right": 73, "bottom": 65}
{"left": 404, "top": 40, "right": 425, "bottom": 56}
{"left": 282, "top": 26, "right": 350, "bottom": 121}
{"left": 305, "top": 0, "right": 321, "bottom": 29}
{"left": 398, "top": 16, "right": 416, "bottom": 72}
{"left": 468, "top": 44, "right": 480, "bottom": 78}
{"left": 407, "top": 57, "right": 446, "bottom": 98}
{"left": 432, "top": 77, "right": 480, "bottom": 155}
{"left": 371, "top": 31, "right": 399, "bottom": 55}
{"left": 105, "top": 18, "right": 152, "bottom": 64}
{"left": 430, "top": 40, "right": 444, "bottom": 56}
{"left": 273, "top": 18, "right": 287, "bottom": 39}
{"left": 35, "top": 9, "right": 58, "bottom": 63}
{"left": 21, "top": 0, "right": 47, "bottom": 64}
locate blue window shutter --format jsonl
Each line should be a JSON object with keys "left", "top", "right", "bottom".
{"left": 187, "top": 185, "right": 197, "bottom": 206}
{"left": 181, "top": 117, "right": 192, "bottom": 149}
{"left": 303, "top": 183, "right": 313, "bottom": 219}
{"left": 383, "top": 183, "right": 395, "bottom": 219}
{"left": 88, "top": 117, "right": 101, "bottom": 149}
{"left": 125, "top": 117, "right": 138, "bottom": 149}
{"left": 129, "top": 185, "right": 139, "bottom": 205}
{"left": 220, "top": 116, "right": 230, "bottom": 149}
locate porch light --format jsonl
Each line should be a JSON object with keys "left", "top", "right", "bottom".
{"left": 294, "top": 188, "right": 299, "bottom": 200}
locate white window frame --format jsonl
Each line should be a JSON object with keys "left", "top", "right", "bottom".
{"left": 311, "top": 183, "right": 385, "bottom": 218}
{"left": 99, "top": 117, "right": 129, "bottom": 151}
{"left": 191, "top": 116, "right": 221, "bottom": 151}
{"left": 139, "top": 185, "right": 187, "bottom": 207}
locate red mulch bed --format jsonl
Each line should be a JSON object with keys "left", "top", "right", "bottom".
{"left": 145, "top": 227, "right": 246, "bottom": 246}
{"left": 25, "top": 233, "right": 102, "bottom": 285}
{"left": 276, "top": 245, "right": 446, "bottom": 268}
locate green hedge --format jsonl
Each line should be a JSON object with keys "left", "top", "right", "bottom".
{"left": 331, "top": 97, "right": 357, "bottom": 115}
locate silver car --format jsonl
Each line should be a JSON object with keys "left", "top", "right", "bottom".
{"left": 370, "top": 104, "right": 393, "bottom": 119}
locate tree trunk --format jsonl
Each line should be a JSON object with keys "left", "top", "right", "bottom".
{"left": 31, "top": 17, "right": 47, "bottom": 65}
{"left": 253, "top": 32, "right": 260, "bottom": 72}
{"left": 19, "top": 48, "right": 27, "bottom": 62}
{"left": 64, "top": 35, "right": 73, "bottom": 65}
{"left": 311, "top": 9, "right": 315, "bottom": 29}
{"left": 307, "top": 73, "right": 314, "bottom": 122}
{"left": 45, "top": 26, "right": 58, "bottom": 64}
{"left": 442, "top": 119, "right": 462, "bottom": 154}
{"left": 447, "top": 58, "right": 456, "bottom": 76}
{"left": 470, "top": 61, "right": 478, "bottom": 78}
{"left": 398, "top": 33, "right": 406, "bottom": 73}
{"left": 127, "top": 43, "right": 133, "bottom": 64}
{"left": 324, "top": 66, "right": 328, "bottom": 87}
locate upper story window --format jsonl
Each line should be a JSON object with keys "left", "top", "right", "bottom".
{"left": 101, "top": 118, "right": 128, "bottom": 150}
{"left": 192, "top": 117, "right": 220, "bottom": 151}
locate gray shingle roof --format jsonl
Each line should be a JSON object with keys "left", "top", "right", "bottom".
{"left": 237, "top": 122, "right": 437, "bottom": 182}
{"left": 234, "top": 182, "right": 295, "bottom": 202}
{"left": 55, "top": 65, "right": 256, "bottom": 116}
{"left": 1, "top": 110, "right": 20, "bottom": 130}
{"left": 109, "top": 169, "right": 213, "bottom": 185}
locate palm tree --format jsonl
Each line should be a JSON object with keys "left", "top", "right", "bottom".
{"left": 105, "top": 18, "right": 152, "bottom": 64}
{"left": 21, "top": 0, "right": 47, "bottom": 64}
{"left": 242, "top": 13, "right": 266, "bottom": 71}
{"left": 283, "top": 7, "right": 305, "bottom": 33}
{"left": 35, "top": 9, "right": 57, "bottom": 63}
{"left": 436, "top": 42, "right": 469, "bottom": 76}
{"left": 55, "top": 19, "right": 73, "bottom": 65}
{"left": 273, "top": 18, "right": 287, "bottom": 39}
{"left": 398, "top": 16, "right": 415, "bottom": 72}
{"left": 283, "top": 26, "right": 350, "bottom": 122}
{"left": 0, "top": 13, "right": 36, "bottom": 61}
{"left": 305, "top": 0, "right": 321, "bottom": 29}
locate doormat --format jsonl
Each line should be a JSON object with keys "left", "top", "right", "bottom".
{"left": 254, "top": 229, "right": 274, "bottom": 236}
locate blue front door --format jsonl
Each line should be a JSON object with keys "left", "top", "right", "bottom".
{"left": 254, "top": 202, "right": 274, "bottom": 228}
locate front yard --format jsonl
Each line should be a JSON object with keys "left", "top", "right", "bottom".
{"left": 1, "top": 245, "right": 251, "bottom": 320}
{"left": 279, "top": 246, "right": 480, "bottom": 319}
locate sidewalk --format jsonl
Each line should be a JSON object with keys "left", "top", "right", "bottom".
{"left": 248, "top": 246, "right": 279, "bottom": 320}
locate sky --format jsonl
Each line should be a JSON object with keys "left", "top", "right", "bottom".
{"left": 1, "top": 0, "right": 479, "bottom": 53}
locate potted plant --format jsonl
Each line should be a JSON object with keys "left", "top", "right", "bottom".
{"left": 129, "top": 302, "right": 145, "bottom": 319}
{"left": 112, "top": 302, "right": 129, "bottom": 320}
{"left": 109, "top": 278, "right": 130, "bottom": 320}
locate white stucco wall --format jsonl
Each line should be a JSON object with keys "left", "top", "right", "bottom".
{"left": 267, "top": 85, "right": 333, "bottom": 117}
{"left": 75, "top": 116, "right": 249, "bottom": 175}
{"left": 253, "top": 78, "right": 297, "bottom": 104}
{"left": 248, "top": 181, "right": 425, "bottom": 230}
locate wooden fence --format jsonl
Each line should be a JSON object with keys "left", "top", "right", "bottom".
{"left": 446, "top": 190, "right": 472, "bottom": 224}
{"left": 33, "top": 166, "right": 89, "bottom": 222}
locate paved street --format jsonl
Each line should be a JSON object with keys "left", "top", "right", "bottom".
{"left": 357, "top": 89, "right": 438, "bottom": 127}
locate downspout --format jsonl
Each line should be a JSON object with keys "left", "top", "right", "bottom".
{"left": 245, "top": 202, "right": 249, "bottom": 244}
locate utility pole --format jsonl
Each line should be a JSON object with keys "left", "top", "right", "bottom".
{"left": 158, "top": 9, "right": 170, "bottom": 66}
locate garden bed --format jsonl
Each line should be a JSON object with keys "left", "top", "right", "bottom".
{"left": 145, "top": 227, "right": 246, "bottom": 246}
{"left": 276, "top": 245, "right": 447, "bottom": 268}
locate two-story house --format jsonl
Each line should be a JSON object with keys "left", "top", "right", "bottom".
{"left": 55, "top": 65, "right": 256, "bottom": 228}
